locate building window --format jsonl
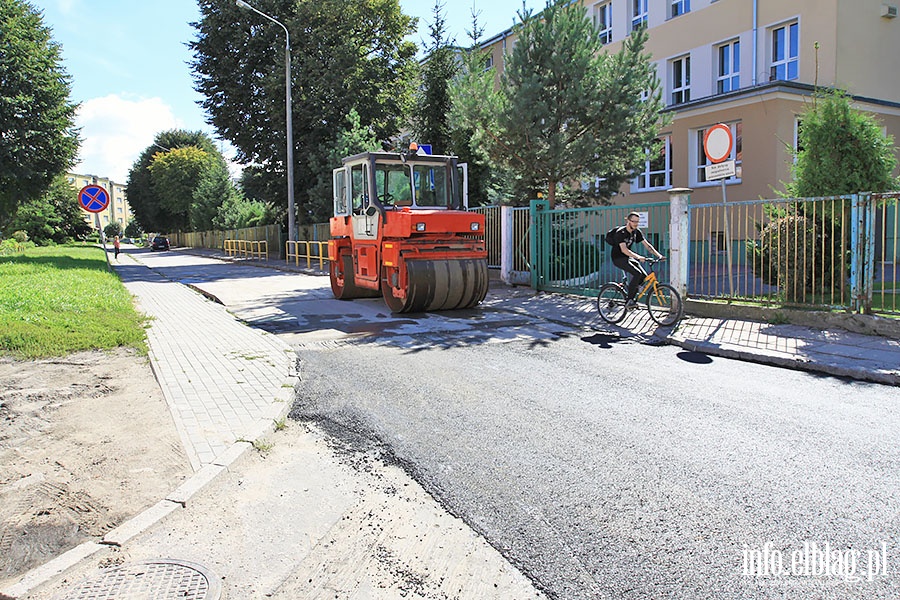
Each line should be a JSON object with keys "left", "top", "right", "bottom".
{"left": 670, "top": 55, "right": 691, "bottom": 105}
{"left": 631, "top": 0, "right": 648, "bottom": 31}
{"left": 633, "top": 136, "right": 672, "bottom": 192}
{"left": 484, "top": 54, "right": 494, "bottom": 71}
{"left": 694, "top": 122, "right": 742, "bottom": 185}
{"left": 770, "top": 21, "right": 798, "bottom": 81}
{"left": 717, "top": 40, "right": 740, "bottom": 93}
{"left": 711, "top": 231, "right": 726, "bottom": 255}
{"left": 593, "top": 2, "right": 613, "bottom": 44}
{"left": 671, "top": 0, "right": 690, "bottom": 18}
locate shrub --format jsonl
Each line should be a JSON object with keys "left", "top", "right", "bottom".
{"left": 748, "top": 209, "right": 846, "bottom": 303}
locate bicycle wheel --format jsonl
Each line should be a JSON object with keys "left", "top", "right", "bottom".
{"left": 646, "top": 283, "right": 683, "bottom": 326}
{"left": 596, "top": 283, "right": 628, "bottom": 324}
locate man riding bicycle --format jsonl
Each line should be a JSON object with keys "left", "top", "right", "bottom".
{"left": 609, "top": 212, "right": 664, "bottom": 307}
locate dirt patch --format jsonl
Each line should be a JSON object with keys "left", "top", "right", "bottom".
{"left": 0, "top": 349, "right": 190, "bottom": 586}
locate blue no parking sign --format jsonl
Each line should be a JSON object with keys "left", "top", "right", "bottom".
{"left": 78, "top": 185, "right": 110, "bottom": 213}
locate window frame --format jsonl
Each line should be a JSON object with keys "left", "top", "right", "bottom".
{"left": 631, "top": 0, "right": 648, "bottom": 31}
{"left": 692, "top": 121, "right": 743, "bottom": 187}
{"left": 632, "top": 135, "right": 673, "bottom": 193}
{"left": 769, "top": 21, "right": 799, "bottom": 81}
{"left": 670, "top": 55, "right": 691, "bottom": 105}
{"left": 716, "top": 39, "right": 740, "bottom": 94}
{"left": 592, "top": 1, "right": 613, "bottom": 44}
{"left": 671, "top": 0, "right": 690, "bottom": 18}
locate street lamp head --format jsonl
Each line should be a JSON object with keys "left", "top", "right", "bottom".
{"left": 235, "top": 0, "right": 251, "bottom": 9}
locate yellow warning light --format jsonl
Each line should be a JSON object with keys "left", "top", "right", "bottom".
{"left": 409, "top": 142, "right": 419, "bottom": 152}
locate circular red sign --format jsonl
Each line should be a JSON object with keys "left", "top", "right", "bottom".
{"left": 78, "top": 185, "right": 110, "bottom": 213}
{"left": 703, "top": 124, "right": 733, "bottom": 164}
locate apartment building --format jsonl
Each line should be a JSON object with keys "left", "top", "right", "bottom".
{"left": 67, "top": 172, "right": 133, "bottom": 231}
{"left": 479, "top": 0, "right": 900, "bottom": 206}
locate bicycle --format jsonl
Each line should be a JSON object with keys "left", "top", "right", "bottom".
{"left": 596, "top": 257, "right": 683, "bottom": 327}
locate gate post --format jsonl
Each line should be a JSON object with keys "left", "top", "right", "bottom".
{"left": 530, "top": 199, "right": 550, "bottom": 290}
{"left": 500, "top": 205, "right": 514, "bottom": 285}
{"left": 668, "top": 188, "right": 692, "bottom": 298}
{"left": 851, "top": 193, "right": 876, "bottom": 313}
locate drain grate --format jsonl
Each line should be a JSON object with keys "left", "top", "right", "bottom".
{"left": 58, "top": 559, "right": 221, "bottom": 600}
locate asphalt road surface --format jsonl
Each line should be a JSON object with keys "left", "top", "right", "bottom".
{"left": 141, "top": 250, "right": 900, "bottom": 599}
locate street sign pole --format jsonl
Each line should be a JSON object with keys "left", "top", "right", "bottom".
{"left": 703, "top": 124, "right": 736, "bottom": 296}
{"left": 721, "top": 178, "right": 734, "bottom": 296}
{"left": 78, "top": 184, "right": 111, "bottom": 262}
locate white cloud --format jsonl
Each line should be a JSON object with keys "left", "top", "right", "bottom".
{"left": 73, "top": 94, "right": 183, "bottom": 183}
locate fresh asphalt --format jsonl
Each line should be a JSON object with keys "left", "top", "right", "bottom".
{"left": 4, "top": 244, "right": 899, "bottom": 599}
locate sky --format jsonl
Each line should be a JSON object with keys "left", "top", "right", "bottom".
{"left": 36, "top": 0, "right": 542, "bottom": 183}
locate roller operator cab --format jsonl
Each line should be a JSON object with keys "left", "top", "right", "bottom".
{"left": 328, "top": 145, "right": 488, "bottom": 313}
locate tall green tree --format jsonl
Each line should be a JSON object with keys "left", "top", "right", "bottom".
{"left": 190, "top": 0, "right": 417, "bottom": 225}
{"left": 3, "top": 175, "right": 91, "bottom": 244}
{"left": 459, "top": 0, "right": 665, "bottom": 206}
{"left": 125, "top": 130, "right": 223, "bottom": 232}
{"left": 0, "top": 0, "right": 79, "bottom": 225}
{"left": 448, "top": 10, "right": 508, "bottom": 206}
{"left": 147, "top": 146, "right": 217, "bottom": 232}
{"left": 306, "top": 109, "right": 381, "bottom": 222}
{"left": 751, "top": 89, "right": 900, "bottom": 303}
{"left": 412, "top": 1, "right": 456, "bottom": 155}
{"left": 788, "top": 89, "right": 899, "bottom": 196}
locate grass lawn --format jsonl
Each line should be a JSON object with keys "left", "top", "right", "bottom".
{"left": 0, "top": 246, "right": 147, "bottom": 359}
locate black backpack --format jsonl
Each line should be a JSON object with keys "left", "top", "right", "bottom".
{"left": 605, "top": 226, "right": 621, "bottom": 246}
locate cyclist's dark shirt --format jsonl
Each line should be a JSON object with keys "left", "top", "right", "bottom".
{"left": 610, "top": 226, "right": 644, "bottom": 260}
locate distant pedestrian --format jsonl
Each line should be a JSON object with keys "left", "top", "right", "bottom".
{"left": 113, "top": 235, "right": 120, "bottom": 260}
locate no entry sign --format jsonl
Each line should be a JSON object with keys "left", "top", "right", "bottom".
{"left": 78, "top": 185, "right": 110, "bottom": 213}
{"left": 703, "top": 124, "right": 733, "bottom": 164}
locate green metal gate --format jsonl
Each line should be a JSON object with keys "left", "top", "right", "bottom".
{"left": 530, "top": 199, "right": 671, "bottom": 296}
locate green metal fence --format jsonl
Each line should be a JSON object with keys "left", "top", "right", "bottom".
{"left": 529, "top": 200, "right": 671, "bottom": 296}
{"left": 688, "top": 192, "right": 899, "bottom": 315}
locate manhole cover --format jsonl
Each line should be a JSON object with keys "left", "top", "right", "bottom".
{"left": 58, "top": 559, "right": 221, "bottom": 600}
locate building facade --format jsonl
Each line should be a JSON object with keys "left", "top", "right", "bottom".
{"left": 67, "top": 173, "right": 132, "bottom": 232}
{"left": 479, "top": 0, "right": 900, "bottom": 206}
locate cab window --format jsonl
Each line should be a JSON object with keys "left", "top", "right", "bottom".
{"left": 412, "top": 165, "right": 449, "bottom": 207}
{"left": 350, "top": 164, "right": 367, "bottom": 213}
{"left": 374, "top": 164, "right": 412, "bottom": 206}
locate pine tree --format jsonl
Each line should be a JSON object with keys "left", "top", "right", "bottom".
{"left": 459, "top": 0, "right": 665, "bottom": 206}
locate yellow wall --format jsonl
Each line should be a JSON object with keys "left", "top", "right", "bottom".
{"left": 475, "top": 0, "right": 900, "bottom": 207}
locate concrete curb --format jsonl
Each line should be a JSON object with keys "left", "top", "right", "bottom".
{"left": 685, "top": 299, "right": 900, "bottom": 339}
{"left": 668, "top": 337, "right": 900, "bottom": 387}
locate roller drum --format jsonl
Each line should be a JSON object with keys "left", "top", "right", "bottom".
{"left": 384, "top": 258, "right": 488, "bottom": 313}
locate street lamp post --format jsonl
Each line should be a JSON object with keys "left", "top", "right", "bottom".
{"left": 236, "top": 0, "right": 295, "bottom": 242}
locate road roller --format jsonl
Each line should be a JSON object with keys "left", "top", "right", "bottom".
{"left": 328, "top": 145, "right": 488, "bottom": 313}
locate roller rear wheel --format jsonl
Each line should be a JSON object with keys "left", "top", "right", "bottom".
{"left": 330, "top": 253, "right": 379, "bottom": 300}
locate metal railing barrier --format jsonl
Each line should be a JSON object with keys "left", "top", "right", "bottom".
{"left": 286, "top": 240, "right": 328, "bottom": 269}
{"left": 224, "top": 239, "right": 268, "bottom": 260}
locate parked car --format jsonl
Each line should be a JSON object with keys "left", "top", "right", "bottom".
{"left": 150, "top": 236, "right": 170, "bottom": 251}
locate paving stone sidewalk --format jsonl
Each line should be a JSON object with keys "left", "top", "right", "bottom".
{"left": 114, "top": 257, "right": 299, "bottom": 470}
